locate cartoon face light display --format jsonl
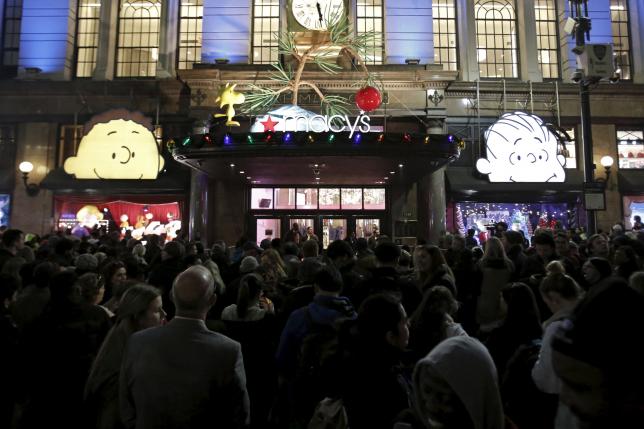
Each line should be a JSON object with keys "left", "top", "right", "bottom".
{"left": 475, "top": 112, "right": 566, "bottom": 183}
{"left": 64, "top": 109, "right": 165, "bottom": 179}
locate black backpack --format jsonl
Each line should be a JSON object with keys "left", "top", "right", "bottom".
{"left": 293, "top": 308, "right": 345, "bottom": 421}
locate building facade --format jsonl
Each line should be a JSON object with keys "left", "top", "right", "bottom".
{"left": 1, "top": 0, "right": 643, "bottom": 244}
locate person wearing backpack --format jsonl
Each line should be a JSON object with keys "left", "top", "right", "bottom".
{"left": 274, "top": 265, "right": 357, "bottom": 428}
{"left": 341, "top": 294, "right": 415, "bottom": 429}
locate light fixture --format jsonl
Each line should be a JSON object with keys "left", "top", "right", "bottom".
{"left": 600, "top": 155, "right": 614, "bottom": 184}
{"left": 229, "top": 163, "right": 235, "bottom": 167}
{"left": 239, "top": 170, "right": 245, "bottom": 174}
{"left": 389, "top": 171, "right": 395, "bottom": 174}
{"left": 18, "top": 161, "right": 40, "bottom": 196}
{"left": 398, "top": 163, "right": 404, "bottom": 168}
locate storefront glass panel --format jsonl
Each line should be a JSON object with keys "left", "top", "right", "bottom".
{"left": 289, "top": 218, "right": 316, "bottom": 239}
{"left": 623, "top": 196, "right": 644, "bottom": 230}
{"left": 319, "top": 188, "right": 340, "bottom": 210}
{"left": 356, "top": 218, "right": 380, "bottom": 239}
{"left": 251, "top": 188, "right": 273, "bottom": 209}
{"left": 296, "top": 188, "right": 318, "bottom": 209}
{"left": 341, "top": 188, "right": 363, "bottom": 210}
{"left": 364, "top": 188, "right": 386, "bottom": 209}
{"left": 256, "top": 218, "right": 280, "bottom": 245}
{"left": 617, "top": 130, "right": 644, "bottom": 169}
{"left": 0, "top": 194, "right": 10, "bottom": 227}
{"left": 275, "top": 188, "right": 295, "bottom": 209}
{"left": 322, "top": 218, "right": 347, "bottom": 248}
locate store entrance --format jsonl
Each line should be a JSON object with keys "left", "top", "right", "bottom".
{"left": 254, "top": 215, "right": 383, "bottom": 248}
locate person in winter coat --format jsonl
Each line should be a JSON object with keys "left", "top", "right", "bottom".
{"left": 413, "top": 336, "right": 506, "bottom": 429}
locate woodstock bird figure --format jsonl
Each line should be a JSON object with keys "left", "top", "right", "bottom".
{"left": 214, "top": 83, "right": 245, "bottom": 127}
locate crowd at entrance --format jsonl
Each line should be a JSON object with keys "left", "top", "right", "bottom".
{"left": 1, "top": 220, "right": 644, "bottom": 429}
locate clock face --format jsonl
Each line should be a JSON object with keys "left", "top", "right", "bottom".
{"left": 291, "top": 0, "right": 345, "bottom": 30}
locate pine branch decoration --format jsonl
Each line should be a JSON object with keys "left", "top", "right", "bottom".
{"left": 242, "top": 9, "right": 379, "bottom": 115}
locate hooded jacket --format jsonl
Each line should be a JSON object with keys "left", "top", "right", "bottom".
{"left": 414, "top": 336, "right": 505, "bottom": 429}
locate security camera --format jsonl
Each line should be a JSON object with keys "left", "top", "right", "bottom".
{"left": 563, "top": 17, "right": 577, "bottom": 36}
{"left": 571, "top": 70, "right": 584, "bottom": 83}
{"left": 313, "top": 168, "right": 320, "bottom": 176}
{"left": 609, "top": 70, "right": 621, "bottom": 84}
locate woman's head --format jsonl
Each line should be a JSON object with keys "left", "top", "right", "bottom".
{"left": 236, "top": 273, "right": 264, "bottom": 319}
{"left": 482, "top": 236, "right": 507, "bottom": 260}
{"left": 582, "top": 258, "right": 612, "bottom": 285}
{"left": 614, "top": 245, "right": 638, "bottom": 266}
{"left": 358, "top": 293, "right": 409, "bottom": 350}
{"left": 501, "top": 283, "right": 542, "bottom": 337}
{"left": 414, "top": 245, "right": 446, "bottom": 275}
{"left": 103, "top": 260, "right": 127, "bottom": 288}
{"left": 260, "top": 248, "right": 285, "bottom": 270}
{"left": 77, "top": 273, "right": 105, "bottom": 305}
{"left": 132, "top": 243, "right": 146, "bottom": 258}
{"left": 540, "top": 272, "right": 582, "bottom": 313}
{"left": 117, "top": 284, "right": 164, "bottom": 331}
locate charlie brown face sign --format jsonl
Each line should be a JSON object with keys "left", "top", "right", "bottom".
{"left": 64, "top": 109, "right": 164, "bottom": 179}
{"left": 476, "top": 112, "right": 566, "bottom": 183}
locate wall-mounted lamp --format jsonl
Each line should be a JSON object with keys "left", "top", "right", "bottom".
{"left": 18, "top": 161, "right": 40, "bottom": 196}
{"left": 599, "top": 155, "right": 614, "bottom": 186}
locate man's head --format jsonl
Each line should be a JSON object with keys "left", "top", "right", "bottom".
{"left": 292, "top": 223, "right": 299, "bottom": 231}
{"left": 374, "top": 241, "right": 401, "bottom": 267}
{"left": 171, "top": 265, "right": 216, "bottom": 319}
{"left": 326, "top": 240, "right": 354, "bottom": 266}
{"left": 502, "top": 230, "right": 523, "bottom": 251}
{"left": 313, "top": 265, "right": 343, "bottom": 295}
{"left": 533, "top": 232, "right": 556, "bottom": 260}
{"left": 1, "top": 229, "right": 24, "bottom": 252}
{"left": 587, "top": 234, "right": 609, "bottom": 258}
{"left": 554, "top": 232, "right": 570, "bottom": 256}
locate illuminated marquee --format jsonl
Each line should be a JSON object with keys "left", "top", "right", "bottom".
{"left": 475, "top": 112, "right": 566, "bottom": 183}
{"left": 251, "top": 105, "right": 373, "bottom": 138}
{"left": 64, "top": 109, "right": 165, "bottom": 180}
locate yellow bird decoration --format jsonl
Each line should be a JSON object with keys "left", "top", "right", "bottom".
{"left": 214, "top": 83, "right": 245, "bottom": 127}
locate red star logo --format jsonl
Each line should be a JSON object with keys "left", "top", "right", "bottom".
{"left": 260, "top": 116, "right": 279, "bottom": 132}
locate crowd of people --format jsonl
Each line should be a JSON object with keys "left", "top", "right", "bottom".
{"left": 1, "top": 221, "right": 643, "bottom": 429}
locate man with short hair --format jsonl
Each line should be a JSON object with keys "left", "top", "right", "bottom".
{"left": 0, "top": 229, "right": 24, "bottom": 271}
{"left": 587, "top": 233, "right": 610, "bottom": 259}
{"left": 120, "top": 266, "right": 249, "bottom": 429}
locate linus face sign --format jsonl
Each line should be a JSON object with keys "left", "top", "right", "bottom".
{"left": 475, "top": 112, "right": 566, "bottom": 183}
{"left": 64, "top": 109, "right": 164, "bottom": 180}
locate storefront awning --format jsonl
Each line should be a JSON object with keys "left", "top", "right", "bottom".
{"left": 446, "top": 167, "right": 584, "bottom": 203}
{"left": 618, "top": 171, "right": 644, "bottom": 194}
{"left": 40, "top": 158, "right": 191, "bottom": 195}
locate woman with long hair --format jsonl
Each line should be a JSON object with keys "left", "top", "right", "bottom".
{"left": 221, "top": 273, "right": 274, "bottom": 321}
{"left": 85, "top": 284, "right": 165, "bottom": 429}
{"left": 260, "top": 248, "right": 287, "bottom": 287}
{"left": 475, "top": 236, "right": 514, "bottom": 333}
{"left": 413, "top": 245, "right": 456, "bottom": 297}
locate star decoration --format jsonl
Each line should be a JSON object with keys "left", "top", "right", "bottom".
{"left": 260, "top": 116, "right": 279, "bottom": 132}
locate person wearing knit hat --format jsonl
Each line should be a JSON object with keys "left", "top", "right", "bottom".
{"left": 551, "top": 282, "right": 644, "bottom": 427}
{"left": 239, "top": 256, "right": 259, "bottom": 274}
{"left": 75, "top": 253, "right": 99, "bottom": 275}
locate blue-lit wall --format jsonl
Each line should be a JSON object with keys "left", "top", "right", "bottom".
{"left": 385, "top": 0, "right": 434, "bottom": 64}
{"left": 18, "top": 0, "right": 73, "bottom": 76}
{"left": 202, "top": 0, "right": 251, "bottom": 64}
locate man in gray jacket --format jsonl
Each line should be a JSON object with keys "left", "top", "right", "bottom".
{"left": 120, "top": 265, "right": 250, "bottom": 429}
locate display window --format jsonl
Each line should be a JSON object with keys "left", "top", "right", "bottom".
{"left": 296, "top": 188, "right": 318, "bottom": 209}
{"left": 322, "top": 218, "right": 347, "bottom": 249}
{"left": 319, "top": 188, "right": 341, "bottom": 210}
{"left": 251, "top": 188, "right": 274, "bottom": 209}
{"left": 617, "top": 130, "right": 644, "bottom": 169}
{"left": 0, "top": 194, "right": 11, "bottom": 227}
{"left": 622, "top": 196, "right": 644, "bottom": 230}
{"left": 275, "top": 188, "right": 295, "bottom": 209}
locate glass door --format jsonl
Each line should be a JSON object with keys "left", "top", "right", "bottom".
{"left": 288, "top": 217, "right": 317, "bottom": 243}
{"left": 255, "top": 218, "right": 281, "bottom": 246}
{"left": 322, "top": 217, "right": 347, "bottom": 249}
{"left": 356, "top": 218, "right": 380, "bottom": 239}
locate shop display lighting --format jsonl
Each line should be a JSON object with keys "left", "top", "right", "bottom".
{"left": 353, "top": 133, "right": 362, "bottom": 144}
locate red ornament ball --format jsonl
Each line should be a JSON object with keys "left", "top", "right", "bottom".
{"left": 355, "top": 86, "right": 382, "bottom": 112}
